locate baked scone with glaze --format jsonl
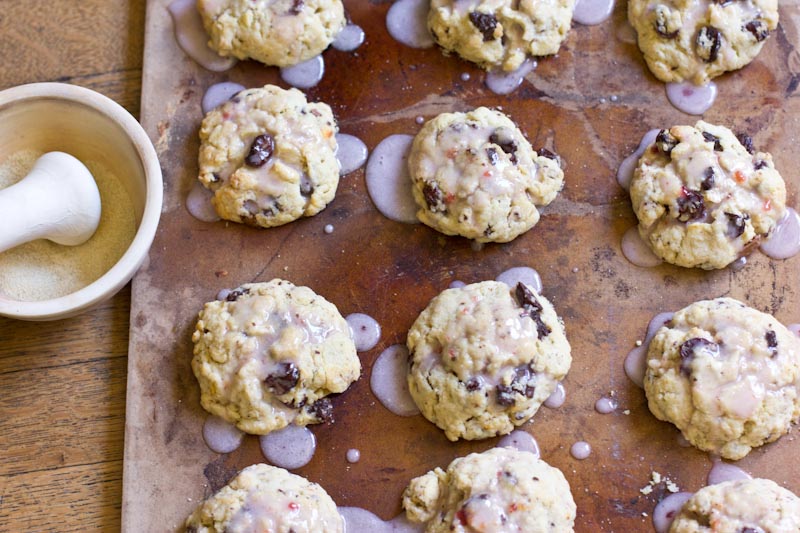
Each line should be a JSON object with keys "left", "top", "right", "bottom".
{"left": 644, "top": 297, "right": 800, "bottom": 460}
{"left": 428, "top": 0, "right": 575, "bottom": 72}
{"left": 198, "top": 84, "right": 339, "bottom": 228}
{"left": 184, "top": 463, "right": 344, "bottom": 532}
{"left": 628, "top": 0, "right": 779, "bottom": 85}
{"left": 403, "top": 447, "right": 576, "bottom": 532}
{"left": 191, "top": 279, "right": 360, "bottom": 435}
{"left": 197, "top": 0, "right": 346, "bottom": 67}
{"left": 669, "top": 478, "right": 800, "bottom": 532}
{"left": 407, "top": 280, "right": 571, "bottom": 441}
{"left": 409, "top": 107, "right": 564, "bottom": 243}
{"left": 629, "top": 121, "right": 785, "bottom": 269}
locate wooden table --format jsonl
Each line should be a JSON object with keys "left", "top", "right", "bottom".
{"left": 0, "top": 2, "right": 145, "bottom": 531}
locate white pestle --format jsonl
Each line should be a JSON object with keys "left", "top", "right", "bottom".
{"left": 0, "top": 152, "right": 101, "bottom": 254}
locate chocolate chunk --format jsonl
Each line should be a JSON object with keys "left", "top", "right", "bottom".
{"left": 697, "top": 26, "right": 722, "bottom": 63}
{"left": 745, "top": 20, "right": 769, "bottom": 42}
{"left": 486, "top": 147, "right": 499, "bottom": 166}
{"left": 489, "top": 130, "right": 519, "bottom": 164}
{"left": 422, "top": 181, "right": 445, "bottom": 212}
{"left": 466, "top": 377, "right": 482, "bottom": 392}
{"left": 496, "top": 365, "right": 537, "bottom": 407}
{"left": 725, "top": 212, "right": 747, "bottom": 238}
{"left": 308, "top": 397, "right": 334, "bottom": 423}
{"left": 469, "top": 11, "right": 498, "bottom": 41}
{"left": 676, "top": 188, "right": 706, "bottom": 222}
{"left": 537, "top": 147, "right": 559, "bottom": 162}
{"left": 754, "top": 160, "right": 768, "bottom": 170}
{"left": 496, "top": 384, "right": 516, "bottom": 406}
{"left": 701, "top": 167, "right": 715, "bottom": 191}
{"left": 299, "top": 175, "right": 314, "bottom": 197}
{"left": 225, "top": 287, "right": 250, "bottom": 302}
{"left": 739, "top": 528, "right": 763, "bottom": 533}
{"left": 679, "top": 338, "right": 719, "bottom": 376}
{"left": 654, "top": 8, "right": 679, "bottom": 39}
{"left": 656, "top": 129, "right": 678, "bottom": 156}
{"left": 766, "top": 330, "right": 778, "bottom": 356}
{"left": 288, "top": 0, "right": 304, "bottom": 14}
{"left": 736, "top": 132, "right": 755, "bottom": 154}
{"left": 514, "top": 282, "right": 552, "bottom": 339}
{"left": 264, "top": 362, "right": 300, "bottom": 395}
{"left": 245, "top": 133, "right": 275, "bottom": 167}
{"left": 701, "top": 131, "right": 723, "bottom": 151}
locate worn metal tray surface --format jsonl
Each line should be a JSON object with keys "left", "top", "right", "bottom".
{"left": 123, "top": 1, "right": 800, "bottom": 531}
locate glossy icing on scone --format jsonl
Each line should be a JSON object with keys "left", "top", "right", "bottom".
{"left": 403, "top": 447, "right": 576, "bottom": 532}
{"left": 669, "top": 478, "right": 800, "bottom": 532}
{"left": 407, "top": 281, "right": 571, "bottom": 441}
{"left": 184, "top": 464, "right": 343, "bottom": 533}
{"left": 628, "top": 0, "right": 778, "bottom": 85}
{"left": 191, "top": 279, "right": 360, "bottom": 435}
{"left": 198, "top": 85, "right": 339, "bottom": 228}
{"left": 197, "top": 0, "right": 346, "bottom": 67}
{"left": 428, "top": 0, "right": 575, "bottom": 71}
{"left": 629, "top": 121, "right": 785, "bottom": 269}
{"left": 409, "top": 107, "right": 564, "bottom": 243}
{"left": 644, "top": 297, "right": 800, "bottom": 460}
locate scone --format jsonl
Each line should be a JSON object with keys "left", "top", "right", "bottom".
{"left": 184, "top": 464, "right": 343, "bottom": 532}
{"left": 402, "top": 447, "right": 576, "bottom": 532}
{"left": 191, "top": 279, "right": 360, "bottom": 435}
{"left": 407, "top": 280, "right": 571, "bottom": 441}
{"left": 197, "top": 0, "right": 346, "bottom": 67}
{"left": 670, "top": 478, "right": 800, "bottom": 532}
{"left": 644, "top": 297, "right": 800, "bottom": 460}
{"left": 628, "top": 0, "right": 779, "bottom": 85}
{"left": 629, "top": 121, "right": 786, "bottom": 269}
{"left": 408, "top": 107, "right": 564, "bottom": 243}
{"left": 428, "top": 0, "right": 575, "bottom": 72}
{"left": 198, "top": 84, "right": 339, "bottom": 228}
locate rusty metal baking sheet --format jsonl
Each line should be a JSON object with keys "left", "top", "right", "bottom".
{"left": 123, "top": 1, "right": 800, "bottom": 531}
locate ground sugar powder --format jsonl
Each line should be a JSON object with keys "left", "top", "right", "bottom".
{"left": 0, "top": 150, "right": 136, "bottom": 301}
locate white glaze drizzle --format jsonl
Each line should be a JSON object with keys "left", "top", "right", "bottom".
{"left": 332, "top": 24, "right": 366, "bottom": 52}
{"left": 621, "top": 226, "right": 663, "bottom": 268}
{"left": 186, "top": 181, "right": 221, "bottom": 223}
{"left": 258, "top": 425, "right": 316, "bottom": 470}
{"left": 788, "top": 324, "right": 800, "bottom": 337}
{"left": 201, "top": 82, "right": 245, "bottom": 114}
{"left": 570, "top": 441, "right": 592, "bottom": 459}
{"left": 665, "top": 82, "right": 718, "bottom": 116}
{"left": 386, "top": 0, "right": 435, "bottom": 49}
{"left": 652, "top": 492, "right": 694, "bottom": 533}
{"left": 485, "top": 60, "right": 536, "bottom": 95}
{"left": 167, "top": 0, "right": 237, "bottom": 72}
{"left": 729, "top": 256, "right": 747, "bottom": 272}
{"left": 346, "top": 313, "right": 382, "bottom": 352}
{"left": 624, "top": 312, "right": 674, "bottom": 388}
{"left": 336, "top": 133, "right": 369, "bottom": 176}
{"left": 572, "top": 0, "right": 615, "bottom": 25}
{"left": 497, "top": 430, "right": 540, "bottom": 458}
{"left": 340, "top": 507, "right": 423, "bottom": 533}
{"left": 280, "top": 55, "right": 325, "bottom": 89}
{"left": 617, "top": 129, "right": 659, "bottom": 192}
{"left": 544, "top": 382, "right": 566, "bottom": 409}
{"left": 449, "top": 280, "right": 467, "bottom": 289}
{"left": 370, "top": 344, "right": 420, "bottom": 417}
{"left": 495, "top": 266, "right": 543, "bottom": 294}
{"left": 707, "top": 458, "right": 752, "bottom": 485}
{"left": 365, "top": 134, "right": 418, "bottom": 224}
{"left": 760, "top": 207, "right": 800, "bottom": 260}
{"left": 202, "top": 415, "right": 244, "bottom": 454}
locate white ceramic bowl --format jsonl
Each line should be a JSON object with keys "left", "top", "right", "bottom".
{"left": 0, "top": 82, "right": 162, "bottom": 320}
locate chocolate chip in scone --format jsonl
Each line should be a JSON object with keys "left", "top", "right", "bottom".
{"left": 745, "top": 20, "right": 769, "bottom": 42}
{"left": 697, "top": 26, "right": 722, "bottom": 63}
{"left": 225, "top": 287, "right": 251, "bottom": 302}
{"left": 766, "top": 330, "right": 778, "bottom": 356}
{"left": 245, "top": 133, "right": 276, "bottom": 167}
{"left": 489, "top": 130, "right": 519, "bottom": 164}
{"left": 656, "top": 129, "right": 678, "bottom": 156}
{"left": 701, "top": 167, "right": 716, "bottom": 190}
{"left": 537, "top": 147, "right": 559, "bottom": 163}
{"left": 264, "top": 362, "right": 300, "bottom": 395}
{"left": 307, "top": 397, "right": 334, "bottom": 423}
{"left": 486, "top": 147, "right": 499, "bottom": 166}
{"left": 702, "top": 131, "right": 723, "bottom": 151}
{"left": 679, "top": 338, "right": 719, "bottom": 376}
{"left": 754, "top": 160, "right": 768, "bottom": 170}
{"left": 288, "top": 0, "right": 304, "bottom": 15}
{"left": 676, "top": 188, "right": 707, "bottom": 222}
{"left": 469, "top": 11, "right": 498, "bottom": 42}
{"left": 654, "top": 6, "right": 679, "bottom": 39}
{"left": 725, "top": 212, "right": 747, "bottom": 238}
{"left": 496, "top": 365, "right": 537, "bottom": 406}
{"left": 299, "top": 175, "right": 314, "bottom": 197}
{"left": 465, "top": 377, "right": 483, "bottom": 392}
{"left": 736, "top": 132, "right": 755, "bottom": 155}
{"left": 515, "top": 282, "right": 552, "bottom": 339}
{"left": 423, "top": 181, "right": 445, "bottom": 212}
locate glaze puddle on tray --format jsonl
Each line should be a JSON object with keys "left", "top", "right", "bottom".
{"left": 340, "top": 507, "right": 422, "bottom": 533}
{"left": 365, "top": 134, "right": 418, "bottom": 223}
{"left": 621, "top": 226, "right": 663, "bottom": 267}
{"left": 386, "top": 0, "right": 434, "bottom": 49}
{"left": 259, "top": 425, "right": 316, "bottom": 470}
{"left": 665, "top": 81, "right": 717, "bottom": 115}
{"left": 595, "top": 396, "right": 618, "bottom": 414}
{"left": 332, "top": 24, "right": 366, "bottom": 52}
{"left": 760, "top": 207, "right": 800, "bottom": 260}
{"left": 572, "top": 0, "right": 615, "bottom": 25}
{"left": 498, "top": 430, "right": 540, "bottom": 457}
{"left": 495, "top": 266, "right": 543, "bottom": 294}
{"left": 707, "top": 459, "right": 751, "bottom": 485}
{"left": 202, "top": 82, "right": 245, "bottom": 114}
{"left": 203, "top": 415, "right": 244, "bottom": 453}
{"left": 570, "top": 441, "right": 592, "bottom": 460}
{"left": 617, "top": 129, "right": 659, "bottom": 192}
{"left": 624, "top": 312, "right": 674, "bottom": 387}
{"left": 653, "top": 492, "right": 694, "bottom": 533}
{"left": 187, "top": 181, "right": 220, "bottom": 223}
{"left": 336, "top": 133, "right": 369, "bottom": 175}
{"left": 485, "top": 60, "right": 537, "bottom": 95}
{"left": 346, "top": 312, "right": 381, "bottom": 352}
{"left": 281, "top": 55, "right": 325, "bottom": 89}
{"left": 346, "top": 448, "right": 361, "bottom": 463}
{"left": 370, "top": 344, "right": 420, "bottom": 417}
{"left": 544, "top": 382, "right": 566, "bottom": 408}
{"left": 167, "top": 0, "right": 237, "bottom": 72}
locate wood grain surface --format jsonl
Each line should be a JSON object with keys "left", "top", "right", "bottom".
{"left": 125, "top": 1, "right": 800, "bottom": 532}
{"left": 0, "top": 1, "right": 145, "bottom": 532}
